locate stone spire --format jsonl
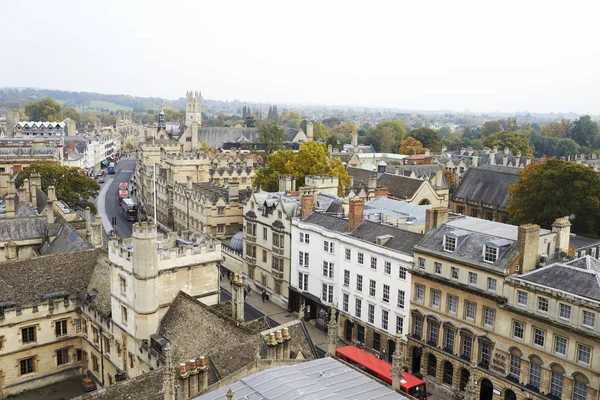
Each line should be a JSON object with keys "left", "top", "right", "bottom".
{"left": 326, "top": 304, "right": 338, "bottom": 356}
{"left": 391, "top": 335, "right": 403, "bottom": 391}
{"left": 157, "top": 103, "right": 166, "bottom": 133}
{"left": 162, "top": 343, "right": 176, "bottom": 400}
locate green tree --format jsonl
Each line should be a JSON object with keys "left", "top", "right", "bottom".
{"left": 409, "top": 128, "right": 443, "bottom": 152}
{"left": 280, "top": 110, "right": 303, "bottom": 129}
{"left": 540, "top": 120, "right": 572, "bottom": 138}
{"left": 332, "top": 123, "right": 357, "bottom": 142}
{"left": 255, "top": 120, "right": 286, "bottom": 155}
{"left": 253, "top": 150, "right": 295, "bottom": 192}
{"left": 313, "top": 123, "right": 329, "bottom": 141}
{"left": 63, "top": 107, "right": 82, "bottom": 124}
{"left": 507, "top": 158, "right": 600, "bottom": 237}
{"left": 479, "top": 120, "right": 503, "bottom": 137}
{"left": 482, "top": 131, "right": 534, "bottom": 157}
{"left": 15, "top": 162, "right": 100, "bottom": 213}
{"left": 399, "top": 137, "right": 424, "bottom": 154}
{"left": 25, "top": 98, "right": 63, "bottom": 121}
{"left": 439, "top": 126, "right": 452, "bottom": 138}
{"left": 568, "top": 115, "right": 599, "bottom": 147}
{"left": 366, "top": 120, "right": 407, "bottom": 152}
{"left": 163, "top": 108, "right": 182, "bottom": 123}
{"left": 286, "top": 141, "right": 351, "bottom": 195}
{"left": 325, "top": 135, "right": 339, "bottom": 150}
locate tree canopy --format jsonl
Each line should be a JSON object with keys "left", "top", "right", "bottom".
{"left": 507, "top": 158, "right": 600, "bottom": 237}
{"left": 63, "top": 107, "right": 82, "bottom": 124}
{"left": 399, "top": 137, "right": 424, "bottom": 154}
{"left": 365, "top": 120, "right": 407, "bottom": 152}
{"left": 540, "top": 120, "right": 572, "bottom": 138}
{"left": 482, "top": 131, "right": 534, "bottom": 157}
{"left": 332, "top": 123, "right": 357, "bottom": 142}
{"left": 253, "top": 142, "right": 350, "bottom": 196}
{"left": 255, "top": 120, "right": 287, "bottom": 155}
{"left": 25, "top": 97, "right": 63, "bottom": 121}
{"left": 313, "top": 123, "right": 329, "bottom": 141}
{"left": 568, "top": 115, "right": 599, "bottom": 147}
{"left": 280, "top": 110, "right": 303, "bottom": 129}
{"left": 409, "top": 128, "right": 443, "bottom": 152}
{"left": 15, "top": 162, "right": 100, "bottom": 213}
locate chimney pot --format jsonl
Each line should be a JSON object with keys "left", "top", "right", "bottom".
{"left": 348, "top": 198, "right": 365, "bottom": 231}
{"left": 179, "top": 363, "right": 188, "bottom": 377}
{"left": 199, "top": 356, "right": 206, "bottom": 369}
{"left": 188, "top": 359, "right": 197, "bottom": 372}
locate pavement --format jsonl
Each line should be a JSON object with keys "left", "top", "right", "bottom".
{"left": 218, "top": 280, "right": 328, "bottom": 353}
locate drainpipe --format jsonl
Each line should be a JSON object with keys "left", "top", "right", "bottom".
{"left": 99, "top": 327, "right": 105, "bottom": 386}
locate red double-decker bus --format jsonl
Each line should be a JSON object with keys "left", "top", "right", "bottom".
{"left": 335, "top": 346, "right": 427, "bottom": 399}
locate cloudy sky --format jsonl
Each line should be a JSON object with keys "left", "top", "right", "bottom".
{"left": 1, "top": 0, "right": 599, "bottom": 113}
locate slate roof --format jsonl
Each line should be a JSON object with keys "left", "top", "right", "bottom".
{"left": 349, "top": 220, "right": 423, "bottom": 254}
{"left": 74, "top": 368, "right": 163, "bottom": 400}
{"left": 516, "top": 256, "right": 600, "bottom": 302}
{"left": 0, "top": 216, "right": 47, "bottom": 241}
{"left": 569, "top": 235, "right": 600, "bottom": 250}
{"left": 301, "top": 213, "right": 349, "bottom": 233}
{"left": 316, "top": 193, "right": 343, "bottom": 215}
{"left": 39, "top": 223, "right": 93, "bottom": 255}
{"left": 193, "top": 357, "right": 408, "bottom": 400}
{"left": 158, "top": 292, "right": 261, "bottom": 381}
{"left": 84, "top": 253, "right": 112, "bottom": 315}
{"left": 414, "top": 217, "right": 521, "bottom": 272}
{"left": 346, "top": 167, "right": 426, "bottom": 200}
{"left": 452, "top": 164, "right": 520, "bottom": 209}
{"left": 0, "top": 248, "right": 103, "bottom": 308}
{"left": 364, "top": 197, "right": 430, "bottom": 225}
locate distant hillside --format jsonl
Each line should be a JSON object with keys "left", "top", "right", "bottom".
{"left": 0, "top": 87, "right": 184, "bottom": 113}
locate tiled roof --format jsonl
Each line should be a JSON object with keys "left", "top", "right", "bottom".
{"left": 569, "top": 235, "right": 600, "bottom": 250}
{"left": 349, "top": 220, "right": 423, "bottom": 254}
{"left": 158, "top": 292, "right": 260, "bottom": 379}
{"left": 0, "top": 216, "right": 47, "bottom": 241}
{"left": 0, "top": 249, "right": 103, "bottom": 308}
{"left": 516, "top": 256, "right": 600, "bottom": 302}
{"left": 39, "top": 223, "right": 93, "bottom": 255}
{"left": 74, "top": 368, "right": 163, "bottom": 400}
{"left": 452, "top": 165, "right": 520, "bottom": 209}
{"left": 377, "top": 174, "right": 425, "bottom": 199}
{"left": 301, "top": 213, "right": 349, "bottom": 233}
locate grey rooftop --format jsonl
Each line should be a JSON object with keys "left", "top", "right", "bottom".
{"left": 192, "top": 357, "right": 408, "bottom": 400}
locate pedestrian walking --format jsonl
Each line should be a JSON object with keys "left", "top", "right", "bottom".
{"left": 247, "top": 286, "right": 252, "bottom": 297}
{"left": 261, "top": 290, "right": 267, "bottom": 303}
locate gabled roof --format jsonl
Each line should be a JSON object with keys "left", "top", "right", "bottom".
{"left": 158, "top": 292, "right": 260, "bottom": 379}
{"left": 39, "top": 223, "right": 93, "bottom": 256}
{"left": 0, "top": 248, "right": 103, "bottom": 308}
{"left": 301, "top": 212, "right": 349, "bottom": 233}
{"left": 515, "top": 256, "right": 600, "bottom": 302}
{"left": 452, "top": 164, "right": 520, "bottom": 209}
{"left": 377, "top": 174, "right": 425, "bottom": 200}
{"left": 0, "top": 215, "right": 47, "bottom": 241}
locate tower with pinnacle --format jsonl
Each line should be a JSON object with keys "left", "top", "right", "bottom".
{"left": 186, "top": 90, "right": 202, "bottom": 126}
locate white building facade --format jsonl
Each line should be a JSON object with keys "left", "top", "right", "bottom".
{"left": 290, "top": 207, "right": 422, "bottom": 362}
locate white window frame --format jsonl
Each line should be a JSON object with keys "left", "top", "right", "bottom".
{"left": 382, "top": 284, "right": 390, "bottom": 303}
{"left": 582, "top": 310, "right": 596, "bottom": 328}
{"left": 443, "top": 235, "right": 456, "bottom": 252}
{"left": 483, "top": 245, "right": 498, "bottom": 263}
{"left": 397, "top": 290, "right": 405, "bottom": 309}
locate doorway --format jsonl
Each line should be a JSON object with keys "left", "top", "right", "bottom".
{"left": 411, "top": 346, "right": 422, "bottom": 374}
{"left": 345, "top": 320, "right": 353, "bottom": 341}
{"left": 387, "top": 339, "right": 396, "bottom": 363}
{"left": 479, "top": 378, "right": 494, "bottom": 400}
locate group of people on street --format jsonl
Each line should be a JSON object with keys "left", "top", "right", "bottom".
{"left": 223, "top": 269, "right": 269, "bottom": 303}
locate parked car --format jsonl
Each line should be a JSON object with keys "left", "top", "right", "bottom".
{"left": 82, "top": 378, "right": 96, "bottom": 392}
{"left": 98, "top": 177, "right": 105, "bottom": 184}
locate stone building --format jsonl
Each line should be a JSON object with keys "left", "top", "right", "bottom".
{"left": 406, "top": 208, "right": 598, "bottom": 400}
{"left": 347, "top": 166, "right": 448, "bottom": 207}
{"left": 0, "top": 137, "right": 64, "bottom": 174}
{"left": 451, "top": 164, "right": 520, "bottom": 223}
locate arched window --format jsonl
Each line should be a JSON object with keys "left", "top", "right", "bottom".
{"left": 419, "top": 199, "right": 431, "bottom": 206}
{"left": 459, "top": 368, "right": 470, "bottom": 391}
{"left": 528, "top": 356, "right": 543, "bottom": 389}
{"left": 504, "top": 390, "right": 517, "bottom": 400}
{"left": 549, "top": 364, "right": 565, "bottom": 399}
{"left": 572, "top": 373, "right": 590, "bottom": 400}
{"left": 508, "top": 348, "right": 522, "bottom": 381}
{"left": 427, "top": 353, "right": 437, "bottom": 377}
{"left": 443, "top": 361, "right": 453, "bottom": 386}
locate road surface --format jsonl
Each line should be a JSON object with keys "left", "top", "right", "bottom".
{"left": 97, "top": 158, "right": 137, "bottom": 241}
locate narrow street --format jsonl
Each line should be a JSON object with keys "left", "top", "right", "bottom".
{"left": 96, "top": 157, "right": 137, "bottom": 241}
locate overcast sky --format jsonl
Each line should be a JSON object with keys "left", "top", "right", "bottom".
{"left": 1, "top": 0, "right": 599, "bottom": 113}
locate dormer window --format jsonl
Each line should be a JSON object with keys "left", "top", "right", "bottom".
{"left": 484, "top": 245, "right": 498, "bottom": 263}
{"left": 444, "top": 235, "right": 456, "bottom": 252}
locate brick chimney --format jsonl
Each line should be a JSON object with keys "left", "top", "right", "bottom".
{"left": 374, "top": 187, "right": 389, "bottom": 199}
{"left": 518, "top": 224, "right": 541, "bottom": 274}
{"left": 425, "top": 207, "right": 449, "bottom": 234}
{"left": 300, "top": 188, "right": 314, "bottom": 218}
{"left": 348, "top": 198, "right": 364, "bottom": 231}
{"left": 552, "top": 217, "right": 571, "bottom": 256}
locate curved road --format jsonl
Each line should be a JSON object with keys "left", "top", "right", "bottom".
{"left": 97, "top": 158, "right": 137, "bottom": 242}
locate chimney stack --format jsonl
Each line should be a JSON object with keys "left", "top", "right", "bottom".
{"left": 47, "top": 185, "right": 57, "bottom": 202}
{"left": 300, "top": 188, "right": 314, "bottom": 218}
{"left": 186, "top": 176, "right": 192, "bottom": 191}
{"left": 425, "top": 207, "right": 449, "bottom": 234}
{"left": 266, "top": 332, "right": 278, "bottom": 360}
{"left": 0, "top": 172, "right": 9, "bottom": 196}
{"left": 434, "top": 169, "right": 443, "bottom": 188}
{"left": 472, "top": 153, "right": 478, "bottom": 168}
{"left": 231, "top": 273, "right": 245, "bottom": 322}
{"left": 368, "top": 172, "right": 377, "bottom": 191}
{"left": 276, "top": 330, "right": 284, "bottom": 360}
{"left": 85, "top": 207, "right": 92, "bottom": 242}
{"left": 5, "top": 180, "right": 16, "bottom": 219}
{"left": 92, "top": 215, "right": 103, "bottom": 248}
{"left": 228, "top": 183, "right": 239, "bottom": 203}
{"left": 282, "top": 327, "right": 291, "bottom": 359}
{"left": 23, "top": 178, "right": 30, "bottom": 201}
{"left": 552, "top": 217, "right": 571, "bottom": 256}
{"left": 517, "top": 224, "right": 541, "bottom": 274}
{"left": 348, "top": 198, "right": 364, "bottom": 231}
{"left": 490, "top": 148, "right": 497, "bottom": 165}
{"left": 306, "top": 122, "right": 313, "bottom": 141}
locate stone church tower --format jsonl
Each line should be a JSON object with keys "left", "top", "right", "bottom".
{"left": 186, "top": 90, "right": 202, "bottom": 126}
